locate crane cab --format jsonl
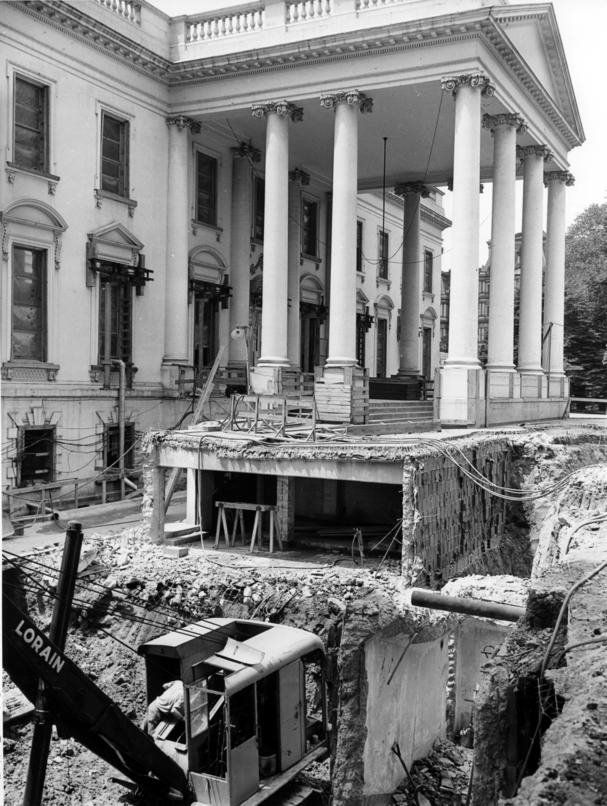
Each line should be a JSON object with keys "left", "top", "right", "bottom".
{"left": 138, "top": 618, "right": 327, "bottom": 806}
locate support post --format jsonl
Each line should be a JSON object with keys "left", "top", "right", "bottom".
{"left": 23, "top": 521, "right": 84, "bottom": 806}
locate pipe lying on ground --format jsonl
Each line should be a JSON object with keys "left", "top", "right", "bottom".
{"left": 410, "top": 588, "right": 525, "bottom": 622}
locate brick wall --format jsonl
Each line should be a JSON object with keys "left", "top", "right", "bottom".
{"left": 402, "top": 439, "right": 512, "bottom": 587}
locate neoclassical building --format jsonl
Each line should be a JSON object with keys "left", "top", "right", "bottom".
{"left": 1, "top": 0, "right": 582, "bottom": 491}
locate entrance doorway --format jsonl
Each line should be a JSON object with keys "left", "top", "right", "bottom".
{"left": 300, "top": 315, "right": 320, "bottom": 373}
{"left": 193, "top": 294, "right": 218, "bottom": 376}
{"left": 422, "top": 326, "right": 432, "bottom": 381}
{"left": 376, "top": 318, "right": 387, "bottom": 378}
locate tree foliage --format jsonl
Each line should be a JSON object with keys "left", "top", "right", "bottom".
{"left": 564, "top": 203, "right": 607, "bottom": 397}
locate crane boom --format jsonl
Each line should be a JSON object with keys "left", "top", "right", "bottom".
{"left": 2, "top": 592, "right": 189, "bottom": 802}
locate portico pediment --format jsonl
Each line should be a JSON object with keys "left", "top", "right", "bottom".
{"left": 492, "top": 5, "right": 583, "bottom": 141}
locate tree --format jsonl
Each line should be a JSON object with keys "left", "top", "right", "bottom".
{"left": 564, "top": 203, "right": 607, "bottom": 397}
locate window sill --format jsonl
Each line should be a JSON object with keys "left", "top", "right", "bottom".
{"left": 377, "top": 276, "right": 391, "bottom": 289}
{"left": 90, "top": 364, "right": 137, "bottom": 388}
{"left": 191, "top": 219, "right": 223, "bottom": 241}
{"left": 423, "top": 291, "right": 435, "bottom": 303}
{"left": 357, "top": 271, "right": 365, "bottom": 284}
{"left": 6, "top": 163, "right": 60, "bottom": 195}
{"left": 2, "top": 360, "right": 59, "bottom": 382}
{"left": 94, "top": 189, "right": 138, "bottom": 217}
{"left": 300, "top": 253, "right": 322, "bottom": 266}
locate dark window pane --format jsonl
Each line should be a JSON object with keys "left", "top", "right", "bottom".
{"left": 302, "top": 200, "right": 318, "bottom": 257}
{"left": 14, "top": 77, "right": 47, "bottom": 171}
{"left": 424, "top": 250, "right": 433, "bottom": 293}
{"left": 197, "top": 152, "right": 217, "bottom": 225}
{"left": 99, "top": 278, "right": 132, "bottom": 365}
{"left": 19, "top": 427, "right": 54, "bottom": 486}
{"left": 253, "top": 178, "right": 265, "bottom": 241}
{"left": 356, "top": 220, "right": 363, "bottom": 272}
{"left": 12, "top": 247, "right": 46, "bottom": 361}
{"left": 101, "top": 113, "right": 128, "bottom": 196}
{"left": 378, "top": 230, "right": 389, "bottom": 279}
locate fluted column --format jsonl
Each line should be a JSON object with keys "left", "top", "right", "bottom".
{"left": 229, "top": 143, "right": 260, "bottom": 365}
{"left": 518, "top": 145, "right": 550, "bottom": 373}
{"left": 543, "top": 170, "right": 573, "bottom": 379}
{"left": 321, "top": 90, "right": 373, "bottom": 367}
{"left": 483, "top": 113, "right": 525, "bottom": 371}
{"left": 287, "top": 169, "right": 308, "bottom": 366}
{"left": 164, "top": 116, "right": 199, "bottom": 363}
{"left": 251, "top": 101, "right": 302, "bottom": 367}
{"left": 394, "top": 182, "right": 429, "bottom": 376}
{"left": 442, "top": 75, "right": 493, "bottom": 367}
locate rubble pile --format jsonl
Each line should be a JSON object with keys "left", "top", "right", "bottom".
{"left": 392, "top": 738, "right": 473, "bottom": 806}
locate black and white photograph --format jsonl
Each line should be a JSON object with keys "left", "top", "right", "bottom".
{"left": 1, "top": 0, "right": 606, "bottom": 803}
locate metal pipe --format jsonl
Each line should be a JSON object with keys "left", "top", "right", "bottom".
{"left": 23, "top": 521, "right": 84, "bottom": 806}
{"left": 113, "top": 359, "right": 126, "bottom": 499}
{"left": 410, "top": 588, "right": 525, "bottom": 622}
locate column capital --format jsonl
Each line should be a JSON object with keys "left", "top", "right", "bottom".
{"left": 166, "top": 115, "right": 201, "bottom": 133}
{"left": 441, "top": 73, "right": 494, "bottom": 96}
{"left": 231, "top": 140, "right": 261, "bottom": 163}
{"left": 518, "top": 144, "right": 552, "bottom": 161}
{"left": 482, "top": 112, "right": 526, "bottom": 133}
{"left": 320, "top": 89, "right": 373, "bottom": 113}
{"left": 394, "top": 181, "right": 430, "bottom": 198}
{"left": 289, "top": 167, "right": 310, "bottom": 186}
{"left": 251, "top": 100, "right": 303, "bottom": 122}
{"left": 544, "top": 170, "right": 575, "bottom": 187}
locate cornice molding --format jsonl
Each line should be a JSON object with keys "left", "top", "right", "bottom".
{"left": 482, "top": 112, "right": 527, "bottom": 133}
{"left": 10, "top": 1, "right": 583, "bottom": 150}
{"left": 251, "top": 100, "right": 303, "bottom": 121}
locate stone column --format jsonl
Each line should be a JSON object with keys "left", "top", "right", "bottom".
{"left": 483, "top": 113, "right": 525, "bottom": 373}
{"left": 394, "top": 182, "right": 429, "bottom": 377}
{"left": 543, "top": 170, "right": 573, "bottom": 390}
{"left": 287, "top": 169, "right": 309, "bottom": 366}
{"left": 439, "top": 74, "right": 493, "bottom": 425}
{"left": 322, "top": 90, "right": 373, "bottom": 368}
{"left": 164, "top": 116, "right": 199, "bottom": 368}
{"left": 251, "top": 101, "right": 303, "bottom": 375}
{"left": 229, "top": 142, "right": 260, "bottom": 366}
{"left": 518, "top": 145, "right": 550, "bottom": 377}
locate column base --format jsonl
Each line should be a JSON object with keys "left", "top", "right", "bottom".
{"left": 485, "top": 367, "right": 517, "bottom": 400}
{"left": 161, "top": 360, "right": 191, "bottom": 393}
{"left": 250, "top": 364, "right": 302, "bottom": 396}
{"left": 438, "top": 365, "right": 485, "bottom": 427}
{"left": 547, "top": 373, "right": 568, "bottom": 399}
{"left": 314, "top": 364, "right": 369, "bottom": 424}
{"left": 518, "top": 370, "right": 546, "bottom": 399}
{"left": 222, "top": 361, "right": 249, "bottom": 393}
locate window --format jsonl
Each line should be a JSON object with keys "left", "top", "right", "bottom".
{"left": 302, "top": 199, "right": 318, "bottom": 258}
{"left": 12, "top": 246, "right": 47, "bottom": 361}
{"left": 196, "top": 152, "right": 217, "bottom": 226}
{"left": 440, "top": 321, "right": 449, "bottom": 353}
{"left": 356, "top": 220, "right": 363, "bottom": 272}
{"left": 479, "top": 300, "right": 489, "bottom": 319}
{"left": 253, "top": 177, "right": 265, "bottom": 241}
{"left": 424, "top": 250, "right": 433, "bottom": 293}
{"left": 99, "top": 277, "right": 132, "bottom": 369}
{"left": 14, "top": 76, "right": 48, "bottom": 172}
{"left": 19, "top": 426, "right": 54, "bottom": 487}
{"left": 101, "top": 112, "right": 129, "bottom": 197}
{"left": 378, "top": 230, "right": 389, "bottom": 279}
{"left": 105, "top": 422, "right": 136, "bottom": 470}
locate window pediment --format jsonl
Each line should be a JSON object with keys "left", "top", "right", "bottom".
{"left": 189, "top": 245, "right": 227, "bottom": 285}
{"left": 87, "top": 221, "right": 144, "bottom": 266}
{"left": 1, "top": 199, "right": 68, "bottom": 269}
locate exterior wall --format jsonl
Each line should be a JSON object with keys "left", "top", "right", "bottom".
{"left": 363, "top": 632, "right": 449, "bottom": 798}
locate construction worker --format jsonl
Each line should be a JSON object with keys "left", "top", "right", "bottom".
{"left": 144, "top": 680, "right": 184, "bottom": 735}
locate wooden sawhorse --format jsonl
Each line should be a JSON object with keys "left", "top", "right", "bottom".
{"left": 214, "top": 501, "right": 283, "bottom": 553}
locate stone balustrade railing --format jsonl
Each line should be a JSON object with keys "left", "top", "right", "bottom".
{"left": 356, "top": 0, "right": 403, "bottom": 9}
{"left": 286, "top": 0, "right": 333, "bottom": 23}
{"left": 95, "top": 0, "right": 141, "bottom": 24}
{"left": 186, "top": 5, "right": 266, "bottom": 43}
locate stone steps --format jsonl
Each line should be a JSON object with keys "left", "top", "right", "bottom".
{"left": 367, "top": 400, "right": 434, "bottom": 423}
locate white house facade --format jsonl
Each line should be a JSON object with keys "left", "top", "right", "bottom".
{"left": 1, "top": 0, "right": 583, "bottom": 494}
